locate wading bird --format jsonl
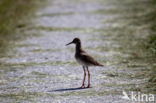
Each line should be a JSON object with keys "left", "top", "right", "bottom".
{"left": 66, "top": 38, "right": 103, "bottom": 88}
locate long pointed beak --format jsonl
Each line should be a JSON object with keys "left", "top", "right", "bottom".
{"left": 66, "top": 41, "right": 73, "bottom": 46}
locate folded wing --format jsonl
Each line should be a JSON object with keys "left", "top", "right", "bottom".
{"left": 80, "top": 52, "right": 103, "bottom": 66}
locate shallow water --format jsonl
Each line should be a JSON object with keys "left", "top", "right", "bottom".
{"left": 0, "top": 0, "right": 155, "bottom": 103}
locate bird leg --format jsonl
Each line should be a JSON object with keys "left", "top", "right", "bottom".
{"left": 81, "top": 66, "right": 86, "bottom": 88}
{"left": 86, "top": 66, "right": 91, "bottom": 88}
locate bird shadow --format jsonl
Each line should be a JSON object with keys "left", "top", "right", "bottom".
{"left": 49, "top": 87, "right": 89, "bottom": 92}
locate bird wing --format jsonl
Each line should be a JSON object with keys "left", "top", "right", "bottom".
{"left": 80, "top": 52, "right": 103, "bottom": 66}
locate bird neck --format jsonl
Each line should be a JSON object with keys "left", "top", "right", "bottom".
{"left": 76, "top": 42, "right": 81, "bottom": 53}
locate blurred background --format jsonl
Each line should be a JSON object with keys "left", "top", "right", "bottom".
{"left": 0, "top": 0, "right": 155, "bottom": 102}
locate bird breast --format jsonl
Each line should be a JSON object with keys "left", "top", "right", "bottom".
{"left": 75, "top": 54, "right": 91, "bottom": 66}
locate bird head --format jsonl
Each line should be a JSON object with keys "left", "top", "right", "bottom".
{"left": 66, "top": 38, "right": 81, "bottom": 45}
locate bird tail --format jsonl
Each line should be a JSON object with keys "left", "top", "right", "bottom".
{"left": 96, "top": 62, "right": 104, "bottom": 66}
{"left": 98, "top": 64, "right": 104, "bottom": 66}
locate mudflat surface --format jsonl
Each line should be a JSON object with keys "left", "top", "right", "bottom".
{"left": 0, "top": 0, "right": 152, "bottom": 103}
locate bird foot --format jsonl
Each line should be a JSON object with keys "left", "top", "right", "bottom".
{"left": 86, "top": 85, "right": 91, "bottom": 88}
{"left": 80, "top": 85, "right": 85, "bottom": 88}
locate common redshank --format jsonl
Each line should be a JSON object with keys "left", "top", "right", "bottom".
{"left": 66, "top": 38, "right": 103, "bottom": 88}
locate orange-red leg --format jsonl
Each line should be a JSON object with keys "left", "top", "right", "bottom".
{"left": 86, "top": 66, "right": 91, "bottom": 88}
{"left": 81, "top": 66, "right": 86, "bottom": 88}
